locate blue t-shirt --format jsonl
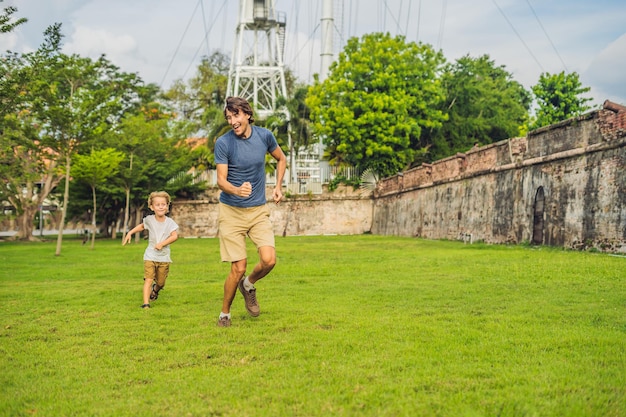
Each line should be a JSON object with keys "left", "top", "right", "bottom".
{"left": 214, "top": 125, "right": 278, "bottom": 208}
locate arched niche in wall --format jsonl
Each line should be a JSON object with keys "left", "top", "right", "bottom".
{"left": 532, "top": 186, "right": 545, "bottom": 245}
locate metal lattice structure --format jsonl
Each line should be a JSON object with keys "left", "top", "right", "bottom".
{"left": 227, "top": 0, "right": 288, "bottom": 120}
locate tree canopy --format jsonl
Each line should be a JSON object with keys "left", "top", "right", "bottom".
{"left": 0, "top": 2, "right": 27, "bottom": 33}
{"left": 72, "top": 148, "right": 125, "bottom": 248}
{"left": 1, "top": 22, "right": 200, "bottom": 246}
{"left": 424, "top": 54, "right": 531, "bottom": 161}
{"left": 530, "top": 71, "right": 592, "bottom": 129}
{"left": 307, "top": 32, "right": 447, "bottom": 178}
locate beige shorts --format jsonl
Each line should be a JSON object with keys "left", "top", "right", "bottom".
{"left": 218, "top": 203, "right": 275, "bottom": 262}
{"left": 143, "top": 261, "right": 170, "bottom": 288}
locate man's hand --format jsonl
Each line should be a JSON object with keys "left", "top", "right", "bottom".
{"left": 238, "top": 181, "right": 252, "bottom": 198}
{"left": 273, "top": 186, "right": 283, "bottom": 204}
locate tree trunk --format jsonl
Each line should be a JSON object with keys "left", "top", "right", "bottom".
{"left": 8, "top": 150, "right": 61, "bottom": 241}
{"left": 122, "top": 154, "right": 133, "bottom": 239}
{"left": 17, "top": 204, "right": 37, "bottom": 241}
{"left": 112, "top": 213, "right": 122, "bottom": 240}
{"left": 134, "top": 206, "right": 143, "bottom": 243}
{"left": 12, "top": 180, "right": 40, "bottom": 241}
{"left": 123, "top": 186, "right": 130, "bottom": 239}
{"left": 55, "top": 154, "right": 71, "bottom": 256}
{"left": 90, "top": 184, "right": 97, "bottom": 249}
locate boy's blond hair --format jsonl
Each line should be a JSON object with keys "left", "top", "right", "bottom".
{"left": 148, "top": 191, "right": 171, "bottom": 207}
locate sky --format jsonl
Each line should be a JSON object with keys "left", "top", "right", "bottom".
{"left": 2, "top": 0, "right": 626, "bottom": 108}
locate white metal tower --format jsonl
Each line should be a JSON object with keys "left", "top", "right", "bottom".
{"left": 320, "top": 0, "right": 334, "bottom": 82}
{"left": 227, "top": 0, "right": 288, "bottom": 120}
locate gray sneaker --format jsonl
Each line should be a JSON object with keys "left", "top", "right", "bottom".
{"left": 217, "top": 316, "right": 231, "bottom": 327}
{"left": 238, "top": 278, "right": 260, "bottom": 317}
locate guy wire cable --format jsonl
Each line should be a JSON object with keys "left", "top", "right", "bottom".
{"left": 491, "top": 0, "right": 545, "bottom": 72}
{"left": 525, "top": 0, "right": 568, "bottom": 72}
{"left": 182, "top": 0, "right": 229, "bottom": 82}
{"left": 159, "top": 0, "right": 201, "bottom": 88}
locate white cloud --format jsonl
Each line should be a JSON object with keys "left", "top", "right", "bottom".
{"left": 584, "top": 33, "right": 626, "bottom": 105}
{"left": 64, "top": 26, "right": 137, "bottom": 58}
{"left": 0, "top": 31, "right": 19, "bottom": 52}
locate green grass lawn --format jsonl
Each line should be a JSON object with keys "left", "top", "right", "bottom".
{"left": 1, "top": 235, "right": 624, "bottom": 416}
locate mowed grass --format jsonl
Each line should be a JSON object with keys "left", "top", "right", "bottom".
{"left": 0, "top": 235, "right": 624, "bottom": 417}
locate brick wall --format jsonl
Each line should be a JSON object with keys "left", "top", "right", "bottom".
{"left": 372, "top": 101, "right": 626, "bottom": 252}
{"left": 171, "top": 185, "right": 373, "bottom": 238}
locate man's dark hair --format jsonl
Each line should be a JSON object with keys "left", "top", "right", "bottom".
{"left": 224, "top": 96, "right": 255, "bottom": 124}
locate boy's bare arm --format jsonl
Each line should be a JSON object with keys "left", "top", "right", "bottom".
{"left": 123, "top": 224, "right": 144, "bottom": 245}
{"left": 155, "top": 230, "right": 178, "bottom": 250}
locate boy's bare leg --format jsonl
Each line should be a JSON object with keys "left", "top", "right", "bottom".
{"left": 142, "top": 278, "right": 153, "bottom": 306}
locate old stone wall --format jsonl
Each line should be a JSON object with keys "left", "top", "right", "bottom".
{"left": 171, "top": 185, "right": 372, "bottom": 238}
{"left": 372, "top": 101, "right": 626, "bottom": 252}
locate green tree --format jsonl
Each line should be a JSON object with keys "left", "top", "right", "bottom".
{"left": 0, "top": 1, "right": 27, "bottom": 33}
{"left": 39, "top": 31, "right": 143, "bottom": 255}
{"left": 65, "top": 100, "right": 203, "bottom": 242}
{"left": 282, "top": 84, "right": 313, "bottom": 151}
{"left": 264, "top": 83, "right": 313, "bottom": 182}
{"left": 117, "top": 109, "right": 172, "bottom": 239}
{"left": 425, "top": 54, "right": 531, "bottom": 161}
{"left": 71, "top": 148, "right": 124, "bottom": 248}
{"left": 306, "top": 32, "right": 447, "bottom": 178}
{"left": 0, "top": 23, "right": 144, "bottom": 250}
{"left": 530, "top": 71, "right": 592, "bottom": 129}
{"left": 161, "top": 52, "right": 233, "bottom": 189}
{"left": 97, "top": 104, "right": 203, "bottom": 243}
{"left": 0, "top": 26, "right": 66, "bottom": 241}
{"left": 115, "top": 112, "right": 156, "bottom": 240}
{"left": 0, "top": 104, "right": 63, "bottom": 240}
{"left": 163, "top": 51, "right": 229, "bottom": 149}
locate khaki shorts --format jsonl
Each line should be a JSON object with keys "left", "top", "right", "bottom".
{"left": 218, "top": 203, "right": 275, "bottom": 262}
{"left": 143, "top": 261, "right": 170, "bottom": 288}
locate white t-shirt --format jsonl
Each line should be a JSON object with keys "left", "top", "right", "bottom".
{"left": 142, "top": 215, "right": 178, "bottom": 262}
